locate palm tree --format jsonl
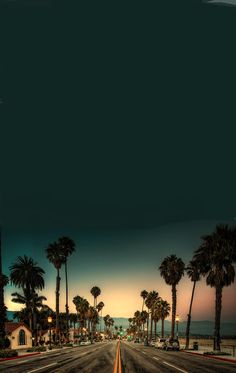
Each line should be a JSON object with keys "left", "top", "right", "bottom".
{"left": 194, "top": 225, "right": 236, "bottom": 351}
{"left": 46, "top": 242, "right": 65, "bottom": 343}
{"left": 73, "top": 296, "right": 89, "bottom": 330}
{"left": 0, "top": 228, "right": 8, "bottom": 348}
{"left": 58, "top": 236, "right": 76, "bottom": 339}
{"left": 155, "top": 298, "right": 170, "bottom": 338}
{"left": 159, "top": 255, "right": 185, "bottom": 338}
{"left": 9, "top": 255, "right": 45, "bottom": 342}
{"left": 145, "top": 291, "right": 159, "bottom": 340}
{"left": 96, "top": 301, "right": 104, "bottom": 332}
{"left": 140, "top": 290, "right": 148, "bottom": 311}
{"left": 11, "top": 290, "right": 46, "bottom": 338}
{"left": 185, "top": 259, "right": 201, "bottom": 349}
{"left": 90, "top": 286, "right": 101, "bottom": 308}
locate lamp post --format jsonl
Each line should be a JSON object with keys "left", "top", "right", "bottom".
{"left": 175, "top": 315, "right": 180, "bottom": 339}
{"left": 48, "top": 316, "right": 52, "bottom": 349}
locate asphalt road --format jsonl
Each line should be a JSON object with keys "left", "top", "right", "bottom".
{"left": 0, "top": 341, "right": 116, "bottom": 373}
{"left": 121, "top": 341, "right": 236, "bottom": 373}
{"left": 0, "top": 341, "right": 236, "bottom": 372}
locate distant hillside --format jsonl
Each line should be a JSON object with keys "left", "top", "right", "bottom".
{"left": 7, "top": 312, "right": 236, "bottom": 336}
{"left": 110, "top": 318, "right": 236, "bottom": 336}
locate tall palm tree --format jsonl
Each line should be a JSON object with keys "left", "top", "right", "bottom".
{"left": 185, "top": 259, "right": 201, "bottom": 349}
{"left": 90, "top": 286, "right": 101, "bottom": 308}
{"left": 155, "top": 298, "right": 170, "bottom": 338}
{"left": 73, "top": 295, "right": 89, "bottom": 330}
{"left": 46, "top": 242, "right": 65, "bottom": 343}
{"left": 9, "top": 255, "right": 45, "bottom": 341}
{"left": 0, "top": 228, "right": 8, "bottom": 348}
{"left": 96, "top": 301, "right": 104, "bottom": 332}
{"left": 140, "top": 311, "right": 148, "bottom": 340}
{"left": 194, "top": 224, "right": 236, "bottom": 351}
{"left": 159, "top": 255, "right": 185, "bottom": 338}
{"left": 58, "top": 236, "right": 76, "bottom": 339}
{"left": 140, "top": 290, "right": 148, "bottom": 311}
{"left": 145, "top": 291, "right": 159, "bottom": 340}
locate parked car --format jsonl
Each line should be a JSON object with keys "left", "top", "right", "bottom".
{"left": 155, "top": 338, "right": 166, "bottom": 349}
{"left": 163, "top": 338, "right": 180, "bottom": 351}
{"left": 150, "top": 339, "right": 156, "bottom": 347}
{"left": 80, "top": 340, "right": 91, "bottom": 346}
{"left": 134, "top": 338, "right": 140, "bottom": 343}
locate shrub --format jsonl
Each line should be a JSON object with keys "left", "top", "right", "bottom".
{"left": 203, "top": 351, "right": 231, "bottom": 356}
{"left": 0, "top": 349, "right": 18, "bottom": 358}
{"left": 26, "top": 346, "right": 47, "bottom": 352}
{"left": 63, "top": 343, "right": 73, "bottom": 347}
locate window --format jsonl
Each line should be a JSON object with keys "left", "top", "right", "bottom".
{"left": 19, "top": 329, "right": 26, "bottom": 345}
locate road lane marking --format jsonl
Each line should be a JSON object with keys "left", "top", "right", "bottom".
{"left": 163, "top": 361, "right": 188, "bottom": 373}
{"left": 26, "top": 362, "right": 57, "bottom": 372}
{"left": 153, "top": 356, "right": 160, "bottom": 360}
{"left": 16, "top": 359, "right": 30, "bottom": 364}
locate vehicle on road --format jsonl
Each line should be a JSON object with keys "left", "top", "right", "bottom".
{"left": 163, "top": 338, "right": 180, "bottom": 351}
{"left": 134, "top": 338, "right": 140, "bottom": 343}
{"left": 80, "top": 340, "right": 91, "bottom": 346}
{"left": 155, "top": 338, "right": 166, "bottom": 349}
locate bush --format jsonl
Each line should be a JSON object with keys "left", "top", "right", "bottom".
{"left": 26, "top": 346, "right": 47, "bottom": 352}
{"left": 63, "top": 343, "right": 73, "bottom": 347}
{"left": 0, "top": 337, "right": 10, "bottom": 349}
{"left": 203, "top": 351, "right": 231, "bottom": 356}
{"left": 0, "top": 349, "right": 18, "bottom": 358}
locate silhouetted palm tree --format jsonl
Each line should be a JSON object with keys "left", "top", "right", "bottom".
{"left": 145, "top": 291, "right": 159, "bottom": 340}
{"left": 140, "top": 290, "right": 148, "bottom": 311}
{"left": 159, "top": 255, "right": 185, "bottom": 338}
{"left": 90, "top": 286, "right": 101, "bottom": 307}
{"left": 46, "top": 242, "right": 65, "bottom": 342}
{"left": 58, "top": 236, "right": 76, "bottom": 338}
{"left": 9, "top": 255, "right": 45, "bottom": 339}
{"left": 185, "top": 259, "right": 201, "bottom": 349}
{"left": 194, "top": 225, "right": 236, "bottom": 351}
{"left": 96, "top": 301, "right": 104, "bottom": 332}
{"left": 0, "top": 228, "right": 8, "bottom": 348}
{"left": 155, "top": 298, "right": 170, "bottom": 338}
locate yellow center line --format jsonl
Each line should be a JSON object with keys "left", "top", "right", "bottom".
{"left": 113, "top": 341, "right": 122, "bottom": 373}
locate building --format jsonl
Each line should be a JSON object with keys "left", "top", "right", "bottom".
{"left": 5, "top": 322, "right": 32, "bottom": 350}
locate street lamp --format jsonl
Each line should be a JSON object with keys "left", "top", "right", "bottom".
{"left": 175, "top": 315, "right": 180, "bottom": 339}
{"left": 48, "top": 316, "right": 52, "bottom": 349}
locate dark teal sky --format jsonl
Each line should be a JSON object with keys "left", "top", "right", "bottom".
{"left": 1, "top": 1, "right": 236, "bottom": 319}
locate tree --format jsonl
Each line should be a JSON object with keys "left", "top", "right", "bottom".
{"left": 46, "top": 242, "right": 65, "bottom": 343}
{"left": 11, "top": 290, "right": 46, "bottom": 340}
{"left": 9, "top": 255, "right": 45, "bottom": 341}
{"left": 96, "top": 301, "right": 105, "bottom": 332}
{"left": 0, "top": 228, "right": 8, "bottom": 349}
{"left": 58, "top": 237, "right": 76, "bottom": 339}
{"left": 159, "top": 255, "right": 185, "bottom": 338}
{"left": 185, "top": 259, "right": 201, "bottom": 349}
{"left": 155, "top": 298, "right": 170, "bottom": 338}
{"left": 90, "top": 286, "right": 101, "bottom": 308}
{"left": 194, "top": 224, "right": 236, "bottom": 351}
{"left": 73, "top": 295, "right": 89, "bottom": 330}
{"left": 145, "top": 291, "right": 159, "bottom": 340}
{"left": 140, "top": 290, "right": 148, "bottom": 311}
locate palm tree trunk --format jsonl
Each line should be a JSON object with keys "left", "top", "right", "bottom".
{"left": 150, "top": 315, "right": 153, "bottom": 340}
{"left": 142, "top": 299, "right": 144, "bottom": 312}
{"left": 154, "top": 321, "right": 157, "bottom": 339}
{"left": 56, "top": 268, "right": 61, "bottom": 343}
{"left": 214, "top": 285, "right": 222, "bottom": 351}
{"left": 171, "top": 284, "right": 177, "bottom": 339}
{"left": 0, "top": 229, "right": 6, "bottom": 346}
{"left": 146, "top": 313, "right": 149, "bottom": 340}
{"left": 185, "top": 280, "right": 196, "bottom": 349}
{"left": 65, "top": 260, "right": 69, "bottom": 341}
{"left": 161, "top": 317, "right": 164, "bottom": 338}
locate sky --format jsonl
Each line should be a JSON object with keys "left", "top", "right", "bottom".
{"left": 1, "top": 1, "right": 236, "bottom": 322}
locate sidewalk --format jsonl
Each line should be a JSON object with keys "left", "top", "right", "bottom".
{"left": 182, "top": 349, "right": 236, "bottom": 364}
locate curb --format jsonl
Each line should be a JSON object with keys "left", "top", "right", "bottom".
{"left": 0, "top": 352, "right": 40, "bottom": 362}
{"left": 182, "top": 350, "right": 236, "bottom": 364}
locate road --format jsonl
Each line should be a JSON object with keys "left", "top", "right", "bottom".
{"left": 0, "top": 341, "right": 235, "bottom": 372}
{"left": 121, "top": 341, "right": 236, "bottom": 373}
{"left": 0, "top": 342, "right": 116, "bottom": 373}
